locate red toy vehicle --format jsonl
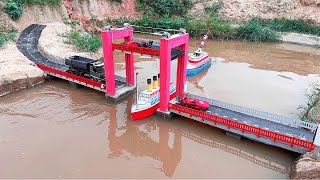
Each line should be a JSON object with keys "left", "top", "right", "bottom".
{"left": 180, "top": 96, "right": 210, "bottom": 111}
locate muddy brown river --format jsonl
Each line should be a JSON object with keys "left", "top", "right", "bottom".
{"left": 1, "top": 38, "right": 320, "bottom": 178}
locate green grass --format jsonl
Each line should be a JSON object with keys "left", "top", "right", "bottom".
{"left": 236, "top": 19, "right": 279, "bottom": 42}
{"left": 64, "top": 30, "right": 102, "bottom": 53}
{"left": 204, "top": 2, "right": 223, "bottom": 15}
{"left": 63, "top": 18, "right": 80, "bottom": 26}
{"left": 186, "top": 15, "right": 236, "bottom": 40}
{"left": 262, "top": 19, "right": 320, "bottom": 37}
{"left": 24, "top": 0, "right": 60, "bottom": 5}
{"left": 3, "top": 0, "right": 60, "bottom": 21}
{"left": 135, "top": 0, "right": 192, "bottom": 18}
{"left": 0, "top": 28, "right": 17, "bottom": 47}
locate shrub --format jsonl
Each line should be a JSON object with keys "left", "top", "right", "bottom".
{"left": 4, "top": 0, "right": 23, "bottom": 21}
{"left": 236, "top": 19, "right": 279, "bottom": 42}
{"left": 64, "top": 30, "right": 102, "bottom": 52}
{"left": 263, "top": 19, "right": 320, "bottom": 36}
{"left": 186, "top": 15, "right": 235, "bottom": 39}
{"left": 0, "top": 28, "right": 17, "bottom": 47}
{"left": 204, "top": 2, "right": 223, "bottom": 15}
{"left": 135, "top": 0, "right": 192, "bottom": 18}
{"left": 63, "top": 18, "right": 80, "bottom": 26}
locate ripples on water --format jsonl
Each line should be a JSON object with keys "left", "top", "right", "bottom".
{"left": 1, "top": 39, "right": 320, "bottom": 178}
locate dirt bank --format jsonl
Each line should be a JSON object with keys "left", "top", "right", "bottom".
{"left": 0, "top": 0, "right": 139, "bottom": 32}
{"left": 280, "top": 32, "right": 320, "bottom": 47}
{"left": 0, "top": 1, "right": 67, "bottom": 31}
{"left": 65, "top": 0, "right": 139, "bottom": 19}
{"left": 191, "top": 0, "right": 320, "bottom": 24}
{"left": 291, "top": 152, "right": 320, "bottom": 179}
{"left": 38, "top": 22, "right": 102, "bottom": 63}
{"left": 0, "top": 42, "right": 44, "bottom": 97}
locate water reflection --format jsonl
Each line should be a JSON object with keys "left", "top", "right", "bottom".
{"left": 107, "top": 95, "right": 181, "bottom": 177}
{"left": 105, "top": 96, "right": 291, "bottom": 177}
{"left": 187, "top": 64, "right": 211, "bottom": 93}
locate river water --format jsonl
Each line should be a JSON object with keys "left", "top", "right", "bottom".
{"left": 1, "top": 38, "right": 320, "bottom": 178}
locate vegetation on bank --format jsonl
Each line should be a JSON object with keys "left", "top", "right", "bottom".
{"left": 63, "top": 30, "right": 102, "bottom": 52}
{"left": 23, "top": 0, "right": 60, "bottom": 5}
{"left": 3, "top": 0, "right": 60, "bottom": 21}
{"left": 298, "top": 85, "right": 320, "bottom": 123}
{"left": 109, "top": 1, "right": 281, "bottom": 42}
{"left": 62, "top": 0, "right": 320, "bottom": 52}
{"left": 260, "top": 19, "right": 320, "bottom": 37}
{"left": 110, "top": 0, "right": 320, "bottom": 42}
{"left": 0, "top": 28, "right": 17, "bottom": 47}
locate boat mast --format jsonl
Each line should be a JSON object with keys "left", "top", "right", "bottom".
{"left": 136, "top": 72, "right": 139, "bottom": 109}
{"left": 194, "top": 34, "right": 208, "bottom": 55}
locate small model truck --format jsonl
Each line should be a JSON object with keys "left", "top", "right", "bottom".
{"left": 180, "top": 96, "right": 209, "bottom": 111}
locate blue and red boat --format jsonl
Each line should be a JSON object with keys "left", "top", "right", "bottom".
{"left": 186, "top": 35, "right": 212, "bottom": 76}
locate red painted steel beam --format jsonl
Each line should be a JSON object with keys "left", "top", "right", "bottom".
{"left": 112, "top": 43, "right": 160, "bottom": 56}
{"left": 37, "top": 64, "right": 104, "bottom": 89}
{"left": 168, "top": 103, "right": 315, "bottom": 151}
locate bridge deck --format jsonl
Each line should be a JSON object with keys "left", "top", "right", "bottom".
{"left": 169, "top": 94, "right": 316, "bottom": 153}
{"left": 17, "top": 24, "right": 127, "bottom": 90}
{"left": 206, "top": 104, "right": 314, "bottom": 142}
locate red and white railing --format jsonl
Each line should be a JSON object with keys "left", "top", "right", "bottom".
{"left": 168, "top": 103, "right": 315, "bottom": 151}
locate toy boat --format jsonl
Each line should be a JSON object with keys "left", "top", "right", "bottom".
{"left": 131, "top": 75, "right": 176, "bottom": 120}
{"left": 186, "top": 35, "right": 212, "bottom": 76}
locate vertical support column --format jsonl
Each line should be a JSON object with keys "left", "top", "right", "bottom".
{"left": 101, "top": 31, "right": 115, "bottom": 96}
{"left": 312, "top": 125, "right": 320, "bottom": 159}
{"left": 176, "top": 34, "right": 188, "bottom": 101}
{"left": 124, "top": 27, "right": 135, "bottom": 86}
{"left": 159, "top": 38, "right": 171, "bottom": 112}
{"left": 312, "top": 146, "right": 320, "bottom": 159}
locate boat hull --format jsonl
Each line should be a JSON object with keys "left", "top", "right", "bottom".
{"left": 131, "top": 92, "right": 177, "bottom": 120}
{"left": 186, "top": 59, "right": 212, "bottom": 76}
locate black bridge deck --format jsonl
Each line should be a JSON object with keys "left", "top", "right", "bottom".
{"left": 17, "top": 24, "right": 126, "bottom": 88}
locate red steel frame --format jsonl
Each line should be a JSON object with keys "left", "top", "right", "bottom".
{"left": 101, "top": 27, "right": 135, "bottom": 97}
{"left": 112, "top": 44, "right": 160, "bottom": 57}
{"left": 159, "top": 34, "right": 189, "bottom": 112}
{"left": 168, "top": 103, "right": 315, "bottom": 151}
{"left": 37, "top": 64, "right": 104, "bottom": 89}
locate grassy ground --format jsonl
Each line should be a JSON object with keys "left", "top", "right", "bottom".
{"left": 63, "top": 30, "right": 102, "bottom": 53}
{"left": 24, "top": 0, "right": 60, "bottom": 5}
{"left": 0, "top": 28, "right": 17, "bottom": 47}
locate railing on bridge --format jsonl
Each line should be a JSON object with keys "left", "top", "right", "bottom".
{"left": 188, "top": 94, "right": 318, "bottom": 132}
{"left": 168, "top": 103, "right": 315, "bottom": 151}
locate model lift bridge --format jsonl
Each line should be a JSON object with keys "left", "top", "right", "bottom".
{"left": 17, "top": 23, "right": 320, "bottom": 155}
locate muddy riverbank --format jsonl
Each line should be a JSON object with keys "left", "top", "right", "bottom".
{"left": 291, "top": 152, "right": 320, "bottom": 179}
{"left": 0, "top": 42, "right": 44, "bottom": 97}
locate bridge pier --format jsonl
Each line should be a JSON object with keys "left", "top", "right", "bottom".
{"left": 312, "top": 146, "right": 320, "bottom": 159}
{"left": 156, "top": 109, "right": 173, "bottom": 119}
{"left": 312, "top": 125, "right": 320, "bottom": 159}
